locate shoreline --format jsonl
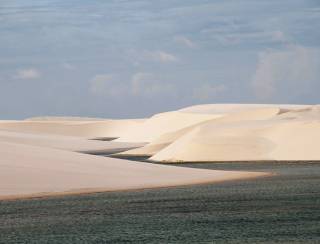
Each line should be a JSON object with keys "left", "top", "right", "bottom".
{"left": 0, "top": 171, "right": 273, "bottom": 202}
{"left": 108, "top": 155, "right": 320, "bottom": 164}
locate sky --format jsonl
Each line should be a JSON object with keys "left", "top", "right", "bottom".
{"left": 0, "top": 0, "right": 320, "bottom": 119}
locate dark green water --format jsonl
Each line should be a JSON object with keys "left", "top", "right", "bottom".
{"left": 1, "top": 162, "right": 320, "bottom": 243}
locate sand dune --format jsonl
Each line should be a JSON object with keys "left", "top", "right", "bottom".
{"left": 116, "top": 124, "right": 199, "bottom": 157}
{"left": 0, "top": 119, "right": 143, "bottom": 139}
{"left": 115, "top": 111, "right": 221, "bottom": 143}
{"left": 102, "top": 105, "right": 259, "bottom": 148}
{"left": 179, "top": 103, "right": 307, "bottom": 114}
{"left": 0, "top": 130, "right": 144, "bottom": 154}
{"left": 3, "top": 103, "right": 317, "bottom": 199}
{"left": 150, "top": 105, "right": 320, "bottom": 162}
{"left": 116, "top": 107, "right": 293, "bottom": 158}
{"left": 113, "top": 104, "right": 320, "bottom": 162}
{"left": 0, "top": 140, "right": 266, "bottom": 200}
{"left": 25, "top": 116, "right": 108, "bottom": 121}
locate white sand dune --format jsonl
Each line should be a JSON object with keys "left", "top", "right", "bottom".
{"left": 116, "top": 121, "right": 209, "bottom": 157}
{"left": 0, "top": 130, "right": 144, "bottom": 154}
{"left": 4, "top": 103, "right": 317, "bottom": 199}
{"left": 150, "top": 105, "right": 320, "bottom": 162}
{"left": 0, "top": 119, "right": 143, "bottom": 139}
{"left": 115, "top": 111, "right": 221, "bottom": 143}
{"left": 0, "top": 140, "right": 266, "bottom": 200}
{"left": 25, "top": 116, "right": 109, "bottom": 121}
{"left": 179, "top": 103, "right": 308, "bottom": 114}
{"left": 115, "top": 107, "right": 292, "bottom": 157}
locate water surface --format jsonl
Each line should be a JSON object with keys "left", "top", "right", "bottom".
{"left": 1, "top": 162, "right": 320, "bottom": 243}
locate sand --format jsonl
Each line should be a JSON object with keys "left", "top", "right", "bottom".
{"left": 115, "top": 111, "right": 222, "bottom": 143}
{"left": 5, "top": 103, "right": 317, "bottom": 199}
{"left": 0, "top": 119, "right": 144, "bottom": 139}
{"left": 110, "top": 104, "right": 320, "bottom": 162}
{"left": 179, "top": 103, "right": 308, "bottom": 114}
{"left": 0, "top": 139, "right": 267, "bottom": 200}
{"left": 0, "top": 130, "right": 144, "bottom": 154}
{"left": 116, "top": 107, "right": 290, "bottom": 157}
{"left": 149, "top": 105, "right": 320, "bottom": 162}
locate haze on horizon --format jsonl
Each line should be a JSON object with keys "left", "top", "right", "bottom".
{"left": 0, "top": 0, "right": 320, "bottom": 119}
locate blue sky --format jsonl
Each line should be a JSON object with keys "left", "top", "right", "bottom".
{"left": 0, "top": 0, "right": 320, "bottom": 119}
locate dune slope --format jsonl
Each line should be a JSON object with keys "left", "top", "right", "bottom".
{"left": 117, "top": 107, "right": 287, "bottom": 157}
{"left": 150, "top": 105, "right": 320, "bottom": 162}
{"left": 0, "top": 140, "right": 266, "bottom": 200}
{"left": 115, "top": 111, "right": 221, "bottom": 143}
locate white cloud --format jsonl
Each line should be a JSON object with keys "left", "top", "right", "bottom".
{"left": 62, "top": 63, "right": 76, "bottom": 70}
{"left": 90, "top": 73, "right": 175, "bottom": 98}
{"left": 271, "top": 31, "right": 287, "bottom": 43}
{"left": 143, "top": 50, "right": 178, "bottom": 63}
{"left": 90, "top": 74, "right": 127, "bottom": 96}
{"left": 252, "top": 45, "right": 320, "bottom": 100}
{"left": 193, "top": 83, "right": 227, "bottom": 101}
{"left": 14, "top": 68, "right": 40, "bottom": 79}
{"left": 204, "top": 27, "right": 288, "bottom": 46}
{"left": 128, "top": 49, "right": 178, "bottom": 65}
{"left": 174, "top": 36, "right": 196, "bottom": 48}
{"left": 131, "top": 72, "right": 174, "bottom": 96}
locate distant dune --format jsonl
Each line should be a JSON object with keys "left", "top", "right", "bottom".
{"left": 115, "top": 104, "right": 320, "bottom": 162}
{"left": 0, "top": 119, "right": 144, "bottom": 138}
{"left": 150, "top": 105, "right": 320, "bottom": 162}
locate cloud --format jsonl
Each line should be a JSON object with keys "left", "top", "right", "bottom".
{"left": 203, "top": 23, "right": 289, "bottom": 46}
{"left": 193, "top": 83, "right": 227, "bottom": 101}
{"left": 62, "top": 63, "right": 76, "bottom": 70}
{"left": 90, "top": 74, "right": 127, "bottom": 96}
{"left": 90, "top": 73, "right": 175, "bottom": 98}
{"left": 143, "top": 50, "right": 178, "bottom": 63}
{"left": 252, "top": 45, "right": 320, "bottom": 100}
{"left": 128, "top": 50, "right": 178, "bottom": 66}
{"left": 174, "top": 36, "right": 196, "bottom": 48}
{"left": 131, "top": 72, "right": 174, "bottom": 96}
{"left": 14, "top": 68, "right": 41, "bottom": 79}
{"left": 271, "top": 31, "right": 287, "bottom": 43}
